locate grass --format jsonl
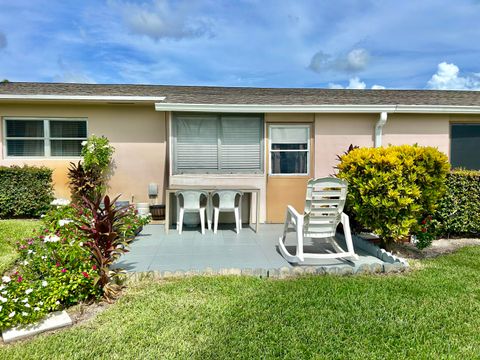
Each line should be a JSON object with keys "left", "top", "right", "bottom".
{"left": 0, "top": 220, "right": 39, "bottom": 274}
{"left": 2, "top": 247, "right": 480, "bottom": 359}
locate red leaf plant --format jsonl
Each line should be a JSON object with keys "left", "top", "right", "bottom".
{"left": 78, "top": 194, "right": 130, "bottom": 301}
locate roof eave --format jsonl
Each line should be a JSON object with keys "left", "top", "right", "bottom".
{"left": 154, "top": 103, "right": 480, "bottom": 114}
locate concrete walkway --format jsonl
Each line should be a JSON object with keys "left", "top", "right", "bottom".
{"left": 116, "top": 224, "right": 387, "bottom": 273}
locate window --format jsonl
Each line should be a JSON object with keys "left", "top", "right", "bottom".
{"left": 4, "top": 118, "right": 87, "bottom": 158}
{"left": 173, "top": 113, "right": 263, "bottom": 174}
{"left": 269, "top": 124, "right": 310, "bottom": 175}
{"left": 451, "top": 123, "right": 480, "bottom": 170}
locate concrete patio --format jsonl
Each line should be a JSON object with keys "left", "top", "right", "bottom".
{"left": 116, "top": 224, "right": 407, "bottom": 274}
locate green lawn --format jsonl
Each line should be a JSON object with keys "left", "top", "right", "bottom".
{"left": 2, "top": 247, "right": 480, "bottom": 359}
{"left": 0, "top": 220, "right": 39, "bottom": 274}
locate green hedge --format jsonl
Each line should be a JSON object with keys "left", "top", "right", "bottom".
{"left": 435, "top": 170, "right": 480, "bottom": 237}
{"left": 0, "top": 166, "right": 54, "bottom": 218}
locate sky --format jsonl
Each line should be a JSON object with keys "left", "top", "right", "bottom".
{"left": 0, "top": 0, "right": 480, "bottom": 90}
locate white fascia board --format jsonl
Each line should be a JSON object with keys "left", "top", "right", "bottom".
{"left": 155, "top": 103, "right": 396, "bottom": 113}
{"left": 0, "top": 94, "right": 166, "bottom": 102}
{"left": 155, "top": 103, "right": 480, "bottom": 114}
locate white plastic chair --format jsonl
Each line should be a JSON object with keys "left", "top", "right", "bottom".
{"left": 211, "top": 190, "right": 243, "bottom": 234}
{"left": 278, "top": 177, "right": 358, "bottom": 263}
{"left": 175, "top": 190, "right": 208, "bottom": 235}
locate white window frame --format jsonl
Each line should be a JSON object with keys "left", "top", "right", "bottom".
{"left": 268, "top": 124, "right": 310, "bottom": 176}
{"left": 3, "top": 117, "right": 88, "bottom": 159}
{"left": 172, "top": 113, "right": 264, "bottom": 175}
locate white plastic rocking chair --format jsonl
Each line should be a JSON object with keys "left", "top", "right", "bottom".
{"left": 278, "top": 177, "right": 358, "bottom": 263}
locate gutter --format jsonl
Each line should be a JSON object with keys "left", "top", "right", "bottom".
{"left": 0, "top": 94, "right": 166, "bottom": 103}
{"left": 374, "top": 112, "right": 388, "bottom": 148}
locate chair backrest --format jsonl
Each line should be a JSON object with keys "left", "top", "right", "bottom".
{"left": 176, "top": 190, "right": 207, "bottom": 210}
{"left": 303, "top": 177, "right": 348, "bottom": 238}
{"left": 212, "top": 190, "right": 243, "bottom": 209}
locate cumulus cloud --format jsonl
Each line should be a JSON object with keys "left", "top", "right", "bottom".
{"left": 309, "top": 48, "right": 370, "bottom": 73}
{"left": 427, "top": 62, "right": 480, "bottom": 90}
{"left": 328, "top": 77, "right": 383, "bottom": 90}
{"left": 114, "top": 0, "right": 212, "bottom": 40}
{"left": 0, "top": 32, "right": 7, "bottom": 49}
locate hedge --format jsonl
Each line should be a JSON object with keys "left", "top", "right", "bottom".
{"left": 337, "top": 145, "right": 450, "bottom": 248}
{"left": 435, "top": 170, "right": 480, "bottom": 237}
{"left": 0, "top": 166, "right": 54, "bottom": 218}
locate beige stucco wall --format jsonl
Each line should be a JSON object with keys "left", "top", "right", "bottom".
{"left": 0, "top": 103, "right": 167, "bottom": 203}
{"left": 382, "top": 114, "right": 450, "bottom": 156}
{"left": 314, "top": 113, "right": 376, "bottom": 177}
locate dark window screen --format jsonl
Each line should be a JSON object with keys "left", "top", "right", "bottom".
{"left": 451, "top": 124, "right": 480, "bottom": 170}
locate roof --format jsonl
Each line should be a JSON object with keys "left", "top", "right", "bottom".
{"left": 1, "top": 82, "right": 480, "bottom": 114}
{"left": 1, "top": 81, "right": 480, "bottom": 106}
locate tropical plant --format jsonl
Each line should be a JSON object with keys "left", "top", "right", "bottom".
{"left": 337, "top": 145, "right": 449, "bottom": 249}
{"left": 67, "top": 161, "right": 102, "bottom": 203}
{"left": 77, "top": 195, "right": 130, "bottom": 301}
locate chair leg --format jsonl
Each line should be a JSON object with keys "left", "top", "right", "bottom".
{"left": 199, "top": 209, "right": 205, "bottom": 235}
{"left": 213, "top": 208, "right": 219, "bottom": 234}
{"left": 234, "top": 208, "right": 240, "bottom": 234}
{"left": 178, "top": 208, "right": 184, "bottom": 234}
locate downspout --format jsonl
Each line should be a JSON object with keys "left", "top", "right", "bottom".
{"left": 374, "top": 111, "right": 388, "bottom": 148}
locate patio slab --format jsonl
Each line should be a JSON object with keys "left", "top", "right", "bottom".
{"left": 116, "top": 224, "right": 405, "bottom": 274}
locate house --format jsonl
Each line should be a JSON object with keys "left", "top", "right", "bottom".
{"left": 0, "top": 82, "right": 479, "bottom": 224}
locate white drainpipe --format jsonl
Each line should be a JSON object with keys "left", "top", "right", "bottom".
{"left": 374, "top": 112, "right": 388, "bottom": 148}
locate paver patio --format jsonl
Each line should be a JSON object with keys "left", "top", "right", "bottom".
{"left": 116, "top": 224, "right": 387, "bottom": 272}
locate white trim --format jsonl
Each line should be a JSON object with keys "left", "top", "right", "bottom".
{"left": 374, "top": 112, "right": 388, "bottom": 148}
{"left": 268, "top": 124, "right": 310, "bottom": 176}
{"left": 155, "top": 103, "right": 480, "bottom": 114}
{"left": 0, "top": 94, "right": 166, "bottom": 102}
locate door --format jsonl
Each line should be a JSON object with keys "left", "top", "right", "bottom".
{"left": 266, "top": 124, "right": 313, "bottom": 223}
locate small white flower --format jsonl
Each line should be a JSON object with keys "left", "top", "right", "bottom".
{"left": 27, "top": 249, "right": 34, "bottom": 254}
{"left": 44, "top": 235, "right": 60, "bottom": 243}
{"left": 21, "top": 298, "right": 28, "bottom": 303}
{"left": 38, "top": 301, "right": 44, "bottom": 306}
{"left": 25, "top": 303, "right": 30, "bottom": 308}
{"left": 34, "top": 307, "right": 40, "bottom": 311}
{"left": 41, "top": 256, "right": 47, "bottom": 260}
{"left": 8, "top": 311, "right": 15, "bottom": 318}
{"left": 25, "top": 288, "right": 33, "bottom": 295}
{"left": 55, "top": 301, "right": 60, "bottom": 305}
{"left": 81, "top": 140, "right": 87, "bottom": 146}
{"left": 13, "top": 298, "right": 18, "bottom": 303}
{"left": 22, "top": 312, "right": 28, "bottom": 316}
{"left": 42, "top": 280, "right": 48, "bottom": 287}
{"left": 0, "top": 285, "right": 4, "bottom": 290}
{"left": 0, "top": 305, "right": 2, "bottom": 311}
{"left": 58, "top": 219, "right": 73, "bottom": 227}
{"left": 1, "top": 291, "right": 6, "bottom": 295}
{"left": 23, "top": 260, "right": 29, "bottom": 266}
{"left": 51, "top": 198, "right": 70, "bottom": 206}
{"left": 0, "top": 296, "right": 7, "bottom": 303}
{"left": 69, "top": 240, "right": 75, "bottom": 246}
{"left": 79, "top": 242, "right": 83, "bottom": 247}
{"left": 2, "top": 276, "right": 11, "bottom": 283}
{"left": 103, "top": 144, "right": 110, "bottom": 149}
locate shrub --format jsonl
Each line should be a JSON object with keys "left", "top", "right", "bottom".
{"left": 337, "top": 145, "right": 450, "bottom": 248}
{"left": 0, "top": 166, "right": 54, "bottom": 218}
{"left": 68, "top": 161, "right": 102, "bottom": 203}
{"left": 435, "top": 170, "right": 480, "bottom": 237}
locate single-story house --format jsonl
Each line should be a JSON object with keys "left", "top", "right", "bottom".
{"left": 0, "top": 82, "right": 479, "bottom": 224}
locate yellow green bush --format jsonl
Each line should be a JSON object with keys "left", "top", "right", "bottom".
{"left": 337, "top": 145, "right": 450, "bottom": 248}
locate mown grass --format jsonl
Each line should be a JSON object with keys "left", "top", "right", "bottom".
{"left": 2, "top": 247, "right": 480, "bottom": 359}
{"left": 0, "top": 220, "right": 39, "bottom": 274}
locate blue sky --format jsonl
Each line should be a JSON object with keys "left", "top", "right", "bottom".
{"left": 0, "top": 0, "right": 479, "bottom": 89}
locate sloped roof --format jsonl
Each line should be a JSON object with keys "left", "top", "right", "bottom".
{"left": 1, "top": 81, "right": 480, "bottom": 106}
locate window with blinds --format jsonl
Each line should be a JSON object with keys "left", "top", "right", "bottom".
{"left": 451, "top": 123, "right": 480, "bottom": 170}
{"left": 4, "top": 118, "right": 87, "bottom": 157}
{"left": 173, "top": 113, "right": 263, "bottom": 174}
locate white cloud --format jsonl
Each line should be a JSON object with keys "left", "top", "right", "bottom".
{"left": 113, "top": 0, "right": 212, "bottom": 41}
{"left": 0, "top": 32, "right": 6, "bottom": 49}
{"left": 310, "top": 48, "right": 370, "bottom": 73}
{"left": 427, "top": 62, "right": 480, "bottom": 90}
{"left": 328, "top": 77, "right": 383, "bottom": 90}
